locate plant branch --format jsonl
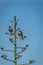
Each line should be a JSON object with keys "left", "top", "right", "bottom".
{"left": 1, "top": 55, "right": 16, "bottom": 63}
{"left": 0, "top": 47, "right": 15, "bottom": 52}
{"left": 16, "top": 49, "right": 25, "bottom": 55}
{"left": 1, "top": 49, "right": 14, "bottom": 52}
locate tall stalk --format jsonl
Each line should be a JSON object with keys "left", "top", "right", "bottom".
{"left": 14, "top": 16, "right": 17, "bottom": 65}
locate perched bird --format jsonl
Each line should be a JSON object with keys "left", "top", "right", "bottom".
{"left": 9, "top": 26, "right": 13, "bottom": 36}
{"left": 18, "top": 30, "right": 24, "bottom": 40}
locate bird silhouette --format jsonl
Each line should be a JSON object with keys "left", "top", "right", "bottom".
{"left": 18, "top": 30, "right": 24, "bottom": 40}
{"left": 9, "top": 26, "right": 13, "bottom": 36}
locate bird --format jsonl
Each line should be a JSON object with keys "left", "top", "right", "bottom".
{"left": 18, "top": 30, "right": 24, "bottom": 40}
{"left": 8, "top": 26, "right": 13, "bottom": 36}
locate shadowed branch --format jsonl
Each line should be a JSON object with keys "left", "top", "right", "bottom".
{"left": 16, "top": 44, "right": 29, "bottom": 55}
{"left": 0, "top": 47, "right": 15, "bottom": 52}
{"left": 16, "top": 44, "right": 29, "bottom": 51}
{"left": 1, "top": 55, "right": 16, "bottom": 63}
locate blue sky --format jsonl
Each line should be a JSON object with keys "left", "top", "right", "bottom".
{"left": 0, "top": 0, "right": 43, "bottom": 65}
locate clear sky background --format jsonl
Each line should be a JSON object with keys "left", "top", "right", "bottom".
{"left": 0, "top": 0, "right": 43, "bottom": 65}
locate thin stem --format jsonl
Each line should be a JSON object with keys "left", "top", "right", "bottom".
{"left": 16, "top": 50, "right": 24, "bottom": 55}
{"left": 1, "top": 49, "right": 15, "bottom": 52}
{"left": 2, "top": 57, "right": 16, "bottom": 63}
{"left": 16, "top": 47, "right": 24, "bottom": 49}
